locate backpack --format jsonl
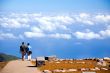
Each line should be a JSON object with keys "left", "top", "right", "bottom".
{"left": 20, "top": 45, "right": 25, "bottom": 52}
{"left": 28, "top": 51, "right": 32, "bottom": 55}
{"left": 25, "top": 47, "right": 29, "bottom": 53}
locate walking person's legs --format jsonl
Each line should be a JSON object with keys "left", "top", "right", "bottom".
{"left": 22, "top": 52, "right": 24, "bottom": 61}
{"left": 29, "top": 54, "right": 31, "bottom": 60}
{"left": 22, "top": 52, "right": 25, "bottom": 61}
{"left": 28, "top": 54, "right": 29, "bottom": 60}
{"left": 28, "top": 54, "right": 31, "bottom": 61}
{"left": 28, "top": 51, "right": 32, "bottom": 61}
{"left": 24, "top": 55, "right": 25, "bottom": 60}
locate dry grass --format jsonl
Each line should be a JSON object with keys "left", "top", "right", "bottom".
{"left": 0, "top": 62, "right": 8, "bottom": 71}
{"left": 39, "top": 60, "right": 96, "bottom": 70}
{"left": 54, "top": 71, "right": 81, "bottom": 73}
{"left": 54, "top": 71, "right": 110, "bottom": 73}
{"left": 31, "top": 60, "right": 110, "bottom": 73}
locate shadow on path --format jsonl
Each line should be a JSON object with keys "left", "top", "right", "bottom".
{"left": 27, "top": 66, "right": 36, "bottom": 67}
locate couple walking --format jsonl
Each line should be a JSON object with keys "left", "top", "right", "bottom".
{"left": 20, "top": 42, "right": 32, "bottom": 61}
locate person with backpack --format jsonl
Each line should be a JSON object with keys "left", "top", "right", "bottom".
{"left": 20, "top": 42, "right": 26, "bottom": 61}
{"left": 27, "top": 43, "right": 32, "bottom": 61}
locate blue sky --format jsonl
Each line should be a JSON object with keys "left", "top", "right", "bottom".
{"left": 0, "top": 0, "right": 110, "bottom": 59}
{"left": 1, "top": 0, "right": 110, "bottom": 12}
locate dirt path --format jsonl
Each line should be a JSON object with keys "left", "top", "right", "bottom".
{"left": 0, "top": 60, "right": 42, "bottom": 73}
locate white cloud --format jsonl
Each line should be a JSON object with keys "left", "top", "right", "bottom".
{"left": 31, "top": 27, "right": 43, "bottom": 33}
{"left": 0, "top": 17, "right": 30, "bottom": 28}
{"left": 35, "top": 16, "right": 73, "bottom": 32}
{"left": 1, "top": 13, "right": 110, "bottom": 30}
{"left": 0, "top": 32, "right": 17, "bottom": 40}
{"left": 24, "top": 32, "right": 45, "bottom": 38}
{"left": 24, "top": 26, "right": 72, "bottom": 39}
{"left": 1, "top": 12, "right": 110, "bottom": 40}
{"left": 95, "top": 15, "right": 110, "bottom": 23}
{"left": 96, "top": 25, "right": 110, "bottom": 38}
{"left": 99, "top": 28, "right": 110, "bottom": 38}
{"left": 75, "top": 13, "right": 94, "bottom": 25}
{"left": 0, "top": 13, "right": 73, "bottom": 32}
{"left": 54, "top": 16, "right": 74, "bottom": 24}
{"left": 74, "top": 31, "right": 101, "bottom": 40}
{"left": 49, "top": 33, "right": 72, "bottom": 39}
{"left": 37, "top": 18, "right": 56, "bottom": 31}
{"left": 74, "top": 25, "right": 110, "bottom": 40}
{"left": 24, "top": 31, "right": 72, "bottom": 40}
{"left": 24, "top": 26, "right": 46, "bottom": 38}
{"left": 79, "top": 13, "right": 90, "bottom": 18}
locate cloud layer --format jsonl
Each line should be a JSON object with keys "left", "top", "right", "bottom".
{"left": 0, "top": 12, "right": 110, "bottom": 40}
{"left": 0, "top": 32, "right": 17, "bottom": 40}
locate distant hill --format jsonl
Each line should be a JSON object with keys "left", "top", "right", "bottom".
{"left": 0, "top": 53, "right": 19, "bottom": 62}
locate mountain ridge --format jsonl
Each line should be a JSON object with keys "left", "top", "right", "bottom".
{"left": 0, "top": 53, "right": 19, "bottom": 62}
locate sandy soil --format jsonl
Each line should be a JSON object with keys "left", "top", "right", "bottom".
{"left": 0, "top": 60, "right": 42, "bottom": 73}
